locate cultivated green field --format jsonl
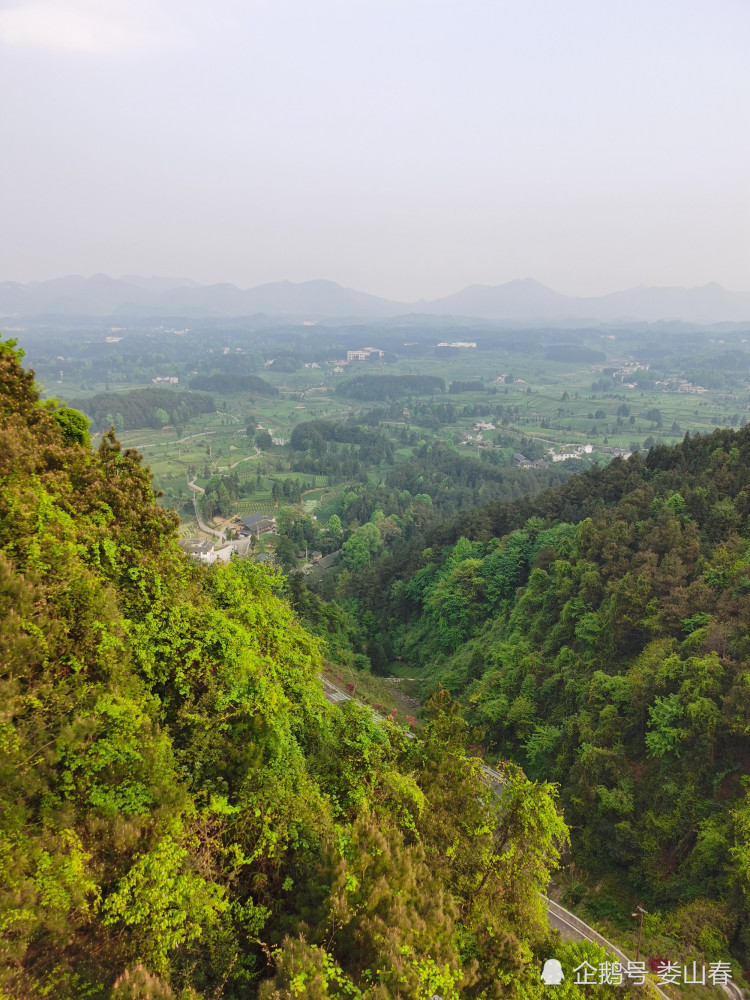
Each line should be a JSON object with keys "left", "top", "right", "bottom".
{"left": 70, "top": 336, "right": 750, "bottom": 535}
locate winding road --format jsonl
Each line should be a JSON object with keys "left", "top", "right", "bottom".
{"left": 187, "top": 478, "right": 225, "bottom": 541}
{"left": 320, "top": 675, "right": 744, "bottom": 1000}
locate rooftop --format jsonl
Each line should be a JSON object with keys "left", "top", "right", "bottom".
{"left": 179, "top": 539, "right": 215, "bottom": 555}
{"left": 241, "top": 513, "right": 275, "bottom": 528}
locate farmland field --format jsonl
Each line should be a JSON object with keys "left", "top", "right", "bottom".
{"left": 29, "top": 319, "right": 750, "bottom": 549}
{"left": 95, "top": 341, "right": 750, "bottom": 524}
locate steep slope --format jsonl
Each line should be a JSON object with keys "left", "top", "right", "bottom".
{"left": 356, "top": 429, "right": 750, "bottom": 959}
{"left": 0, "top": 338, "right": 583, "bottom": 1000}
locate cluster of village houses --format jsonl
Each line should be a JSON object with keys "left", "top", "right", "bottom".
{"left": 179, "top": 513, "right": 339, "bottom": 572}
{"left": 179, "top": 512, "right": 277, "bottom": 565}
{"left": 608, "top": 362, "right": 707, "bottom": 394}
{"left": 463, "top": 424, "right": 632, "bottom": 466}
{"left": 512, "top": 443, "right": 631, "bottom": 466}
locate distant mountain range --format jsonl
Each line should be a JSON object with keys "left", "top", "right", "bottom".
{"left": 1, "top": 274, "right": 749, "bottom": 324}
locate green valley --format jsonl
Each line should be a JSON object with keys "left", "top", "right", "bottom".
{"left": 7, "top": 315, "right": 750, "bottom": 995}
{"left": 1, "top": 337, "right": 641, "bottom": 999}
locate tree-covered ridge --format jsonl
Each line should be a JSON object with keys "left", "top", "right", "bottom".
{"left": 290, "top": 419, "right": 394, "bottom": 451}
{"left": 336, "top": 374, "right": 445, "bottom": 401}
{"left": 289, "top": 419, "right": 395, "bottom": 478}
{"left": 544, "top": 346, "right": 606, "bottom": 362}
{"left": 68, "top": 386, "right": 216, "bottom": 432}
{"left": 363, "top": 426, "right": 750, "bottom": 960}
{"left": 188, "top": 373, "right": 278, "bottom": 395}
{"left": 0, "top": 338, "right": 587, "bottom": 1000}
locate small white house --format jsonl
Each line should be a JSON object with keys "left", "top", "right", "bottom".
{"left": 179, "top": 539, "right": 235, "bottom": 564}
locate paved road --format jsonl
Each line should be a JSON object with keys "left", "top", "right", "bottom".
{"left": 187, "top": 479, "right": 225, "bottom": 541}
{"left": 319, "top": 675, "right": 746, "bottom": 1000}
{"left": 186, "top": 445, "right": 259, "bottom": 543}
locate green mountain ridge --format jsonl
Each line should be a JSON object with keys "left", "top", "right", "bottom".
{"left": 342, "top": 425, "right": 750, "bottom": 961}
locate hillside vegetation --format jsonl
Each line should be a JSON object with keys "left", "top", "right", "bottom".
{"left": 336, "top": 375, "right": 445, "bottom": 401}
{"left": 69, "top": 388, "right": 216, "bottom": 433}
{"left": 188, "top": 374, "right": 278, "bottom": 395}
{"left": 343, "top": 427, "right": 750, "bottom": 960}
{"left": 0, "top": 338, "right": 607, "bottom": 999}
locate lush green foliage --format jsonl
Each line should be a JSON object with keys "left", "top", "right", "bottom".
{"left": 189, "top": 374, "right": 278, "bottom": 395}
{"left": 449, "top": 380, "right": 485, "bottom": 394}
{"left": 0, "top": 340, "right": 573, "bottom": 999}
{"left": 544, "top": 346, "right": 606, "bottom": 362}
{"left": 351, "top": 425, "right": 750, "bottom": 960}
{"left": 289, "top": 420, "right": 394, "bottom": 479}
{"left": 68, "top": 388, "right": 216, "bottom": 432}
{"left": 336, "top": 375, "right": 445, "bottom": 401}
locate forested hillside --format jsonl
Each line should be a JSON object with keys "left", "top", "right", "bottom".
{"left": 188, "top": 374, "right": 278, "bottom": 395}
{"left": 340, "top": 427, "right": 750, "bottom": 959}
{"left": 68, "top": 388, "right": 216, "bottom": 433}
{"left": 0, "top": 338, "right": 611, "bottom": 999}
{"left": 336, "top": 375, "right": 445, "bottom": 400}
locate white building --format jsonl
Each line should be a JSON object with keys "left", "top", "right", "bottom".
{"left": 346, "top": 347, "right": 384, "bottom": 362}
{"left": 179, "top": 539, "right": 235, "bottom": 564}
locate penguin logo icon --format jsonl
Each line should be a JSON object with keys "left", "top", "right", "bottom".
{"left": 541, "top": 959, "right": 565, "bottom": 985}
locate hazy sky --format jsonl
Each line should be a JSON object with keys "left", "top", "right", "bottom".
{"left": 1, "top": 0, "right": 748, "bottom": 300}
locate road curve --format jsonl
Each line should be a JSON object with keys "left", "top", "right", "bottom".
{"left": 319, "top": 675, "right": 746, "bottom": 1000}
{"left": 187, "top": 478, "right": 224, "bottom": 541}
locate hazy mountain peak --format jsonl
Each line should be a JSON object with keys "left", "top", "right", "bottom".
{"left": 0, "top": 274, "right": 748, "bottom": 323}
